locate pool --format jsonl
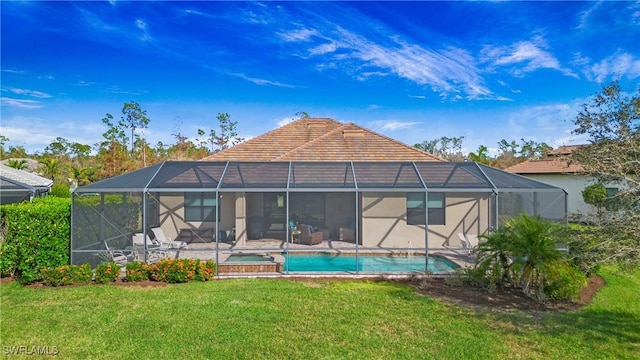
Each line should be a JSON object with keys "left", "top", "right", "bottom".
{"left": 283, "top": 253, "right": 458, "bottom": 273}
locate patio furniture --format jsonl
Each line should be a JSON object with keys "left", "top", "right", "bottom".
{"left": 104, "top": 241, "right": 131, "bottom": 266}
{"left": 151, "top": 227, "right": 188, "bottom": 248}
{"left": 296, "top": 224, "right": 323, "bottom": 245}
{"left": 457, "top": 233, "right": 478, "bottom": 254}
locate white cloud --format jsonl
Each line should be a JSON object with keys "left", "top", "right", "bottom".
{"left": 481, "top": 37, "right": 576, "bottom": 77}
{"left": 585, "top": 52, "right": 640, "bottom": 82}
{"left": 279, "top": 29, "right": 318, "bottom": 42}
{"left": 231, "top": 73, "right": 296, "bottom": 88}
{"left": 2, "top": 88, "right": 52, "bottom": 98}
{"left": 1, "top": 97, "right": 42, "bottom": 109}
{"left": 368, "top": 120, "right": 420, "bottom": 131}
{"left": 278, "top": 19, "right": 492, "bottom": 100}
{"left": 408, "top": 95, "right": 426, "bottom": 99}
{"left": 136, "top": 19, "right": 152, "bottom": 42}
{"left": 367, "top": 104, "right": 380, "bottom": 110}
{"left": 277, "top": 117, "right": 296, "bottom": 127}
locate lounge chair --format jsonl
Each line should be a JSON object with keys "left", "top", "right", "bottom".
{"left": 151, "top": 227, "right": 187, "bottom": 249}
{"left": 457, "top": 233, "right": 478, "bottom": 254}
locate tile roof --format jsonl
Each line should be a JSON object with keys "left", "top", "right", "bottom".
{"left": 201, "top": 118, "right": 442, "bottom": 162}
{"left": 505, "top": 144, "right": 586, "bottom": 174}
{"left": 505, "top": 159, "right": 584, "bottom": 174}
{"left": 0, "top": 164, "right": 54, "bottom": 188}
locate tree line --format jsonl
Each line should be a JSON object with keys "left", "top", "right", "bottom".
{"left": 0, "top": 102, "right": 243, "bottom": 187}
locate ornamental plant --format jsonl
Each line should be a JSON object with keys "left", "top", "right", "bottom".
{"left": 94, "top": 262, "right": 122, "bottom": 284}
{"left": 147, "top": 258, "right": 215, "bottom": 283}
{"left": 124, "top": 261, "right": 149, "bottom": 282}
{"left": 40, "top": 263, "right": 92, "bottom": 287}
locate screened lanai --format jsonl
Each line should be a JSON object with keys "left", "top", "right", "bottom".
{"left": 71, "top": 161, "right": 566, "bottom": 275}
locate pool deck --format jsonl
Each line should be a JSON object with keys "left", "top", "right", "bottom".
{"left": 163, "top": 238, "right": 475, "bottom": 270}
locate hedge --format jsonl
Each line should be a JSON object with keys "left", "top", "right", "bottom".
{"left": 0, "top": 197, "right": 71, "bottom": 283}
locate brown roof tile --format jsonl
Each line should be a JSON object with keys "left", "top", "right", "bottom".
{"left": 202, "top": 118, "right": 442, "bottom": 162}
{"left": 505, "top": 159, "right": 584, "bottom": 174}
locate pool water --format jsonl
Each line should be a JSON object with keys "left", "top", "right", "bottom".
{"left": 283, "top": 253, "right": 458, "bottom": 273}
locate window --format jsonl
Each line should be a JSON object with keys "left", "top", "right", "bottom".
{"left": 407, "top": 193, "right": 445, "bottom": 225}
{"left": 184, "top": 192, "right": 217, "bottom": 222}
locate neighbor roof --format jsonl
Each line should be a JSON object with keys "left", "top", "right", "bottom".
{"left": 0, "top": 164, "right": 53, "bottom": 190}
{"left": 505, "top": 145, "right": 585, "bottom": 175}
{"left": 201, "top": 118, "right": 442, "bottom": 162}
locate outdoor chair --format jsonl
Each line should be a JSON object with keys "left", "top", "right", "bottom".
{"left": 104, "top": 241, "right": 132, "bottom": 267}
{"left": 151, "top": 227, "right": 187, "bottom": 249}
{"left": 457, "top": 233, "right": 479, "bottom": 254}
{"left": 296, "top": 224, "right": 323, "bottom": 245}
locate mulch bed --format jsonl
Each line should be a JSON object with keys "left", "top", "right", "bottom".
{"left": 401, "top": 275, "right": 605, "bottom": 313}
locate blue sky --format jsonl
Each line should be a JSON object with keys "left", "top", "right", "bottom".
{"left": 2, "top": 1, "right": 639, "bottom": 155}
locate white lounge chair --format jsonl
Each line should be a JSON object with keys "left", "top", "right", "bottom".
{"left": 151, "top": 227, "right": 187, "bottom": 249}
{"left": 132, "top": 233, "right": 167, "bottom": 262}
{"left": 457, "top": 233, "right": 479, "bottom": 254}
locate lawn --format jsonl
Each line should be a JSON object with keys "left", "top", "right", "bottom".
{"left": 1, "top": 268, "right": 638, "bottom": 359}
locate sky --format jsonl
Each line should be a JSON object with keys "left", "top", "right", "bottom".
{"left": 2, "top": 1, "right": 640, "bottom": 156}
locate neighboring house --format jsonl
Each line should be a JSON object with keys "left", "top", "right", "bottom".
{"left": 0, "top": 164, "right": 53, "bottom": 205}
{"left": 71, "top": 118, "right": 566, "bottom": 273}
{"left": 505, "top": 145, "right": 620, "bottom": 219}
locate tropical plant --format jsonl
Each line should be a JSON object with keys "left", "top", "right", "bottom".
{"left": 473, "top": 213, "right": 571, "bottom": 302}
{"left": 6, "top": 159, "right": 28, "bottom": 170}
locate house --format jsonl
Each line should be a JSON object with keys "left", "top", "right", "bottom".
{"left": 71, "top": 118, "right": 567, "bottom": 274}
{"left": 505, "top": 145, "right": 619, "bottom": 218}
{"left": 0, "top": 163, "right": 53, "bottom": 205}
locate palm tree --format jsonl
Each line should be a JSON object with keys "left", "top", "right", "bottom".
{"left": 6, "top": 159, "right": 28, "bottom": 170}
{"left": 473, "top": 213, "right": 567, "bottom": 302}
{"left": 38, "top": 158, "right": 61, "bottom": 181}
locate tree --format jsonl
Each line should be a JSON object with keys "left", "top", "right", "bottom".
{"left": 467, "top": 145, "right": 491, "bottom": 164}
{"left": 414, "top": 136, "right": 465, "bottom": 161}
{"left": 38, "top": 158, "right": 61, "bottom": 181}
{"left": 0, "top": 134, "right": 9, "bottom": 159}
{"left": 199, "top": 113, "right": 244, "bottom": 153}
{"left": 120, "top": 101, "right": 150, "bottom": 156}
{"left": 569, "top": 80, "right": 640, "bottom": 271}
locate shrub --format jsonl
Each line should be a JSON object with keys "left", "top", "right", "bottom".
{"left": 124, "top": 261, "right": 149, "bottom": 282}
{"left": 544, "top": 262, "right": 588, "bottom": 301}
{"left": 147, "top": 258, "right": 215, "bottom": 283}
{"left": 94, "top": 262, "right": 122, "bottom": 284}
{"left": 0, "top": 197, "right": 71, "bottom": 283}
{"left": 49, "top": 183, "right": 71, "bottom": 198}
{"left": 40, "top": 263, "right": 92, "bottom": 287}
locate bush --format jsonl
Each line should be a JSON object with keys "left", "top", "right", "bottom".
{"left": 49, "top": 183, "right": 71, "bottom": 198}
{"left": 124, "top": 261, "right": 149, "bottom": 282}
{"left": 0, "top": 197, "right": 71, "bottom": 283}
{"left": 544, "top": 262, "right": 588, "bottom": 301}
{"left": 94, "top": 262, "right": 122, "bottom": 284}
{"left": 147, "top": 258, "right": 215, "bottom": 283}
{"left": 40, "top": 263, "right": 92, "bottom": 287}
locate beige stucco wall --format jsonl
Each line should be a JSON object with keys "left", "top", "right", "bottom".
{"left": 361, "top": 192, "right": 491, "bottom": 249}
{"left": 156, "top": 192, "right": 236, "bottom": 240}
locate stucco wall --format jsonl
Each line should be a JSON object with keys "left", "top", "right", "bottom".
{"left": 156, "top": 192, "right": 236, "bottom": 240}
{"left": 522, "top": 174, "right": 597, "bottom": 217}
{"left": 361, "top": 192, "right": 491, "bottom": 248}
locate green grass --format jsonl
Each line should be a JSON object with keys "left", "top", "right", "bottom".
{"left": 1, "top": 268, "right": 639, "bottom": 359}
